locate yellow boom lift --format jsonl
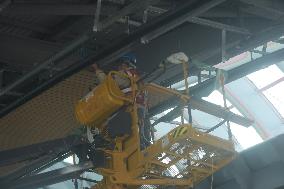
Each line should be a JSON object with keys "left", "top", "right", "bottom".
{"left": 75, "top": 53, "right": 236, "bottom": 189}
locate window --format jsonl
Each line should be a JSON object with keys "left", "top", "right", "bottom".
{"left": 202, "top": 90, "right": 232, "bottom": 107}
{"left": 247, "top": 65, "right": 283, "bottom": 89}
{"left": 263, "top": 81, "right": 284, "bottom": 117}
{"left": 247, "top": 64, "right": 284, "bottom": 117}
{"left": 230, "top": 122, "right": 263, "bottom": 149}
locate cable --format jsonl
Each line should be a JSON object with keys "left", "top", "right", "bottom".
{"left": 211, "top": 158, "right": 214, "bottom": 189}
{"left": 206, "top": 119, "right": 227, "bottom": 133}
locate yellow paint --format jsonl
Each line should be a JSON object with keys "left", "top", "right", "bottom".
{"left": 75, "top": 72, "right": 236, "bottom": 189}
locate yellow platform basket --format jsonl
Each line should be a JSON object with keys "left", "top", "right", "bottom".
{"left": 75, "top": 72, "right": 127, "bottom": 128}
{"left": 138, "top": 124, "right": 236, "bottom": 187}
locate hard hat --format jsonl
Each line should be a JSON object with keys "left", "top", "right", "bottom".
{"left": 120, "top": 52, "right": 137, "bottom": 64}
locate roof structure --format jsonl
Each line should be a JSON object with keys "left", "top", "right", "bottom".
{"left": 1, "top": 0, "right": 284, "bottom": 188}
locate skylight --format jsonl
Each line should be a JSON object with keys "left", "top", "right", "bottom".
{"left": 247, "top": 64, "right": 284, "bottom": 118}
{"left": 263, "top": 81, "right": 284, "bottom": 117}
{"left": 247, "top": 65, "right": 283, "bottom": 89}
{"left": 230, "top": 122, "right": 263, "bottom": 149}
{"left": 202, "top": 90, "right": 232, "bottom": 107}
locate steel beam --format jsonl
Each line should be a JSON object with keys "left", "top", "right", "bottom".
{"left": 1, "top": 152, "right": 73, "bottom": 182}
{"left": 240, "top": 0, "right": 284, "bottom": 17}
{"left": 3, "top": 4, "right": 117, "bottom": 15}
{"left": 158, "top": 22, "right": 284, "bottom": 88}
{"left": 4, "top": 161, "right": 94, "bottom": 189}
{"left": 0, "top": 33, "right": 92, "bottom": 97}
{"left": 147, "top": 6, "right": 251, "bottom": 35}
{"left": 0, "top": 16, "right": 52, "bottom": 34}
{"left": 97, "top": 0, "right": 160, "bottom": 31}
{"left": 149, "top": 46, "right": 284, "bottom": 120}
{"left": 190, "top": 97, "right": 253, "bottom": 126}
{"left": 1, "top": 155, "right": 56, "bottom": 181}
{"left": 188, "top": 17, "right": 251, "bottom": 35}
{"left": 0, "top": 135, "right": 83, "bottom": 167}
{"left": 141, "top": 0, "right": 227, "bottom": 43}
{"left": 150, "top": 96, "right": 253, "bottom": 127}
{"left": 197, "top": 46, "right": 284, "bottom": 99}
{"left": 0, "top": 34, "right": 63, "bottom": 68}
{"left": 0, "top": 0, "right": 230, "bottom": 117}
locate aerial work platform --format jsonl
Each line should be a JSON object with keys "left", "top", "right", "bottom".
{"left": 75, "top": 72, "right": 236, "bottom": 189}
{"left": 139, "top": 124, "right": 235, "bottom": 187}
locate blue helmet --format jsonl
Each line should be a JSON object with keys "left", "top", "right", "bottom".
{"left": 120, "top": 52, "right": 137, "bottom": 64}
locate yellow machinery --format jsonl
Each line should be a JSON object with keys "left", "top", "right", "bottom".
{"left": 75, "top": 71, "right": 236, "bottom": 189}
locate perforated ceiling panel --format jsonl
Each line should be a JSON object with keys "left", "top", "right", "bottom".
{"left": 0, "top": 70, "right": 95, "bottom": 150}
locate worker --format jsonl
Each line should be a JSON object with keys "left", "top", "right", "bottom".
{"left": 114, "top": 53, "right": 153, "bottom": 148}
{"left": 86, "top": 63, "right": 106, "bottom": 144}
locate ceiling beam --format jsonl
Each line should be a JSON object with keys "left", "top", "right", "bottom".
{"left": 0, "top": 135, "right": 83, "bottom": 167}
{"left": 0, "top": 0, "right": 232, "bottom": 118}
{"left": 0, "top": 16, "right": 52, "bottom": 34}
{"left": 240, "top": 0, "right": 284, "bottom": 19}
{"left": 151, "top": 96, "right": 253, "bottom": 127}
{"left": 141, "top": 0, "right": 227, "bottom": 43}
{"left": 0, "top": 32, "right": 92, "bottom": 97}
{"left": 3, "top": 161, "right": 94, "bottom": 189}
{"left": 0, "top": 34, "right": 62, "bottom": 67}
{"left": 136, "top": 6, "right": 251, "bottom": 35}
{"left": 241, "top": 0, "right": 284, "bottom": 15}
{"left": 149, "top": 46, "right": 284, "bottom": 120}
{"left": 97, "top": 0, "right": 160, "bottom": 31}
{"left": 3, "top": 4, "right": 117, "bottom": 15}
{"left": 188, "top": 17, "right": 251, "bottom": 35}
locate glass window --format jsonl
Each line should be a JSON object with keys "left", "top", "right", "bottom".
{"left": 247, "top": 64, "right": 284, "bottom": 118}
{"left": 230, "top": 122, "right": 263, "bottom": 149}
{"left": 247, "top": 65, "right": 283, "bottom": 89}
{"left": 263, "top": 81, "right": 284, "bottom": 117}
{"left": 202, "top": 90, "right": 232, "bottom": 107}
